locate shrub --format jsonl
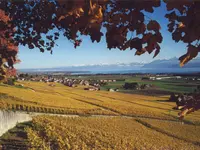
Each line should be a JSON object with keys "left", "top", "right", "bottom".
{"left": 123, "top": 82, "right": 139, "bottom": 90}
{"left": 12, "top": 104, "right": 16, "bottom": 110}
{"left": 20, "top": 105, "right": 24, "bottom": 110}
{"left": 4, "top": 78, "right": 15, "bottom": 85}
{"left": 36, "top": 107, "right": 40, "bottom": 112}
{"left": 16, "top": 104, "right": 20, "bottom": 110}
{"left": 7, "top": 103, "right": 11, "bottom": 110}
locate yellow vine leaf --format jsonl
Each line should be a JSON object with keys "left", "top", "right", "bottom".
{"left": 179, "top": 45, "right": 199, "bottom": 67}
{"left": 179, "top": 54, "right": 190, "bottom": 67}
{"left": 178, "top": 22, "right": 185, "bottom": 28}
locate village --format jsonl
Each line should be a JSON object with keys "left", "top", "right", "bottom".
{"left": 7, "top": 73, "right": 199, "bottom": 94}
{"left": 15, "top": 74, "right": 117, "bottom": 91}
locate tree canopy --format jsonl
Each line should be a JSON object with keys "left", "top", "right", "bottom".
{"left": 0, "top": 0, "right": 200, "bottom": 78}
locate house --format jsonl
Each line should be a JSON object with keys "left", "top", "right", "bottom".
{"left": 84, "top": 86, "right": 100, "bottom": 91}
{"left": 108, "top": 88, "right": 115, "bottom": 92}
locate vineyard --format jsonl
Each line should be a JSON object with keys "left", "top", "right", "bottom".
{"left": 25, "top": 116, "right": 200, "bottom": 150}
{"left": 0, "top": 81, "right": 200, "bottom": 149}
{"left": 0, "top": 82, "right": 116, "bottom": 115}
{"left": 1, "top": 81, "right": 200, "bottom": 122}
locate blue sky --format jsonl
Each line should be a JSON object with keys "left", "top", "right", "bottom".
{"left": 16, "top": 2, "right": 187, "bottom": 69}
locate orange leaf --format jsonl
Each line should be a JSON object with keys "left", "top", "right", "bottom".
{"left": 178, "top": 22, "right": 185, "bottom": 28}
{"left": 135, "top": 48, "right": 146, "bottom": 56}
{"left": 179, "top": 45, "right": 199, "bottom": 67}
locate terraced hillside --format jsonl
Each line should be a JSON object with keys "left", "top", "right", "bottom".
{"left": 24, "top": 116, "right": 200, "bottom": 150}
{"left": 0, "top": 81, "right": 200, "bottom": 149}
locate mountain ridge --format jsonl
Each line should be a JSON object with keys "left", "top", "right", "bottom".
{"left": 142, "top": 57, "right": 200, "bottom": 68}
{"left": 18, "top": 57, "right": 200, "bottom": 73}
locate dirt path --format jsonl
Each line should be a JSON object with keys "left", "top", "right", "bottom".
{"left": 27, "top": 111, "right": 188, "bottom": 124}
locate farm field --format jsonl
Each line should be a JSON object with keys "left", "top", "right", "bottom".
{"left": 102, "top": 77, "right": 200, "bottom": 94}
{"left": 0, "top": 81, "right": 200, "bottom": 149}
{"left": 64, "top": 74, "right": 200, "bottom": 95}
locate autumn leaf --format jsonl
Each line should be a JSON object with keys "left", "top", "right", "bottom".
{"left": 172, "top": 31, "right": 182, "bottom": 42}
{"left": 167, "top": 22, "right": 175, "bottom": 32}
{"left": 153, "top": 43, "right": 160, "bottom": 58}
{"left": 40, "top": 48, "right": 45, "bottom": 53}
{"left": 135, "top": 48, "right": 146, "bottom": 56}
{"left": 39, "top": 40, "right": 45, "bottom": 46}
{"left": 146, "top": 36, "right": 158, "bottom": 54}
{"left": 130, "top": 38, "right": 142, "bottom": 51}
{"left": 46, "top": 35, "right": 53, "bottom": 40}
{"left": 28, "top": 44, "right": 34, "bottom": 49}
{"left": 178, "top": 22, "right": 185, "bottom": 28}
{"left": 54, "top": 32, "right": 59, "bottom": 36}
{"left": 136, "top": 23, "right": 146, "bottom": 35}
{"left": 155, "top": 32, "right": 163, "bottom": 43}
{"left": 7, "top": 58, "right": 14, "bottom": 68}
{"left": 165, "top": 11, "right": 177, "bottom": 21}
{"left": 179, "top": 45, "right": 199, "bottom": 67}
{"left": 91, "top": 31, "right": 103, "bottom": 43}
{"left": 147, "top": 20, "right": 161, "bottom": 32}
{"left": 142, "top": 33, "right": 152, "bottom": 43}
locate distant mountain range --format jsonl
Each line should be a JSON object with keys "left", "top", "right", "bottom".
{"left": 19, "top": 62, "right": 144, "bottom": 73}
{"left": 19, "top": 57, "right": 200, "bottom": 73}
{"left": 142, "top": 57, "right": 200, "bottom": 68}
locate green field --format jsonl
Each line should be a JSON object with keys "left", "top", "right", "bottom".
{"left": 100, "top": 76, "right": 200, "bottom": 94}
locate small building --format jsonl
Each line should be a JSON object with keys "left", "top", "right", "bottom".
{"left": 108, "top": 88, "right": 115, "bottom": 92}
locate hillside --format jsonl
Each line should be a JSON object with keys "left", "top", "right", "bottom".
{"left": 0, "top": 81, "right": 200, "bottom": 149}
{"left": 0, "top": 81, "right": 174, "bottom": 118}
